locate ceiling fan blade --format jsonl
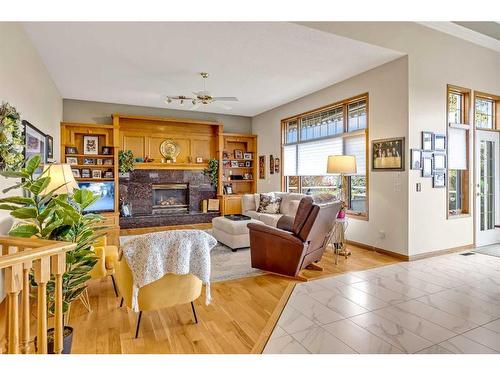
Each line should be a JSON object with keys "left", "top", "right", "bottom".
{"left": 214, "top": 102, "right": 232, "bottom": 110}
{"left": 213, "top": 97, "right": 239, "bottom": 102}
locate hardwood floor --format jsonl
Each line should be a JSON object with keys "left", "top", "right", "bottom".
{"left": 68, "top": 245, "right": 400, "bottom": 354}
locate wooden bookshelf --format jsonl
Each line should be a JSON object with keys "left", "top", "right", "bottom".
{"left": 60, "top": 121, "right": 120, "bottom": 246}
{"left": 219, "top": 133, "right": 258, "bottom": 215}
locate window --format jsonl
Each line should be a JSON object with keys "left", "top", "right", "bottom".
{"left": 475, "top": 97, "right": 494, "bottom": 129}
{"left": 282, "top": 95, "right": 368, "bottom": 218}
{"left": 447, "top": 85, "right": 470, "bottom": 217}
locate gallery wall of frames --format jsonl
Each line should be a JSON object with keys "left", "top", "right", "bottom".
{"left": 410, "top": 132, "right": 447, "bottom": 188}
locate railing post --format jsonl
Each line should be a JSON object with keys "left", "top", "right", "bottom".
{"left": 34, "top": 256, "right": 50, "bottom": 354}
{"left": 20, "top": 258, "right": 32, "bottom": 354}
{"left": 4, "top": 246, "right": 22, "bottom": 354}
{"left": 51, "top": 253, "right": 66, "bottom": 354}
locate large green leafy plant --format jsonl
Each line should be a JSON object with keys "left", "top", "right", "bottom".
{"left": 118, "top": 150, "right": 135, "bottom": 173}
{"left": 203, "top": 158, "right": 219, "bottom": 190}
{"left": 0, "top": 101, "right": 24, "bottom": 171}
{"left": 0, "top": 155, "right": 104, "bottom": 314}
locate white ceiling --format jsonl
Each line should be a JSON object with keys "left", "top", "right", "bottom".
{"left": 23, "top": 22, "right": 403, "bottom": 117}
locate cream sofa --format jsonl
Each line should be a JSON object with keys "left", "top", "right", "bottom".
{"left": 241, "top": 192, "right": 307, "bottom": 227}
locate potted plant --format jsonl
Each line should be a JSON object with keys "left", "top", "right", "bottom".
{"left": 0, "top": 155, "right": 104, "bottom": 353}
{"left": 118, "top": 150, "right": 135, "bottom": 177}
{"left": 0, "top": 101, "right": 24, "bottom": 171}
{"left": 203, "top": 158, "right": 219, "bottom": 190}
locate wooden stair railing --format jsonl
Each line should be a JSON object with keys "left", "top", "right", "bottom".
{"left": 0, "top": 236, "right": 76, "bottom": 354}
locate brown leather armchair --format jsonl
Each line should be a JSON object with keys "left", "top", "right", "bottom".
{"left": 247, "top": 197, "right": 342, "bottom": 279}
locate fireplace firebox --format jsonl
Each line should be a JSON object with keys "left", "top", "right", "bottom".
{"left": 152, "top": 183, "right": 189, "bottom": 214}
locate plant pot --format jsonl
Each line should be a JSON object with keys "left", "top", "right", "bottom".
{"left": 35, "top": 326, "right": 74, "bottom": 354}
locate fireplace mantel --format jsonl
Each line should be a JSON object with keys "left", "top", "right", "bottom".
{"left": 134, "top": 162, "right": 208, "bottom": 170}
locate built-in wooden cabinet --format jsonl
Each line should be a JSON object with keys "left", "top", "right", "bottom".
{"left": 60, "top": 122, "right": 120, "bottom": 246}
{"left": 219, "top": 133, "right": 258, "bottom": 215}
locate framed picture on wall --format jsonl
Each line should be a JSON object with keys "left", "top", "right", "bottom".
{"left": 274, "top": 157, "right": 280, "bottom": 174}
{"left": 46, "top": 134, "right": 54, "bottom": 161}
{"left": 372, "top": 137, "right": 405, "bottom": 171}
{"left": 23, "top": 120, "right": 46, "bottom": 172}
{"left": 422, "top": 131, "right": 433, "bottom": 151}
{"left": 433, "top": 153, "right": 446, "bottom": 171}
{"left": 410, "top": 149, "right": 422, "bottom": 170}
{"left": 259, "top": 155, "right": 266, "bottom": 179}
{"left": 433, "top": 134, "right": 446, "bottom": 151}
{"left": 422, "top": 152, "right": 433, "bottom": 177}
{"left": 433, "top": 172, "right": 446, "bottom": 188}
{"left": 269, "top": 155, "right": 275, "bottom": 174}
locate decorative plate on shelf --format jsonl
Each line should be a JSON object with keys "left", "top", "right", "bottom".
{"left": 159, "top": 139, "right": 180, "bottom": 161}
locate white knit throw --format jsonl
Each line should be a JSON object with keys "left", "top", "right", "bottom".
{"left": 121, "top": 229, "right": 217, "bottom": 311}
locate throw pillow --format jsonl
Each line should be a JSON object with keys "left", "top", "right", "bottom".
{"left": 257, "top": 193, "right": 282, "bottom": 214}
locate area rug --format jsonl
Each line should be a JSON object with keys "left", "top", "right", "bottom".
{"left": 474, "top": 244, "right": 500, "bottom": 258}
{"left": 119, "top": 232, "right": 264, "bottom": 282}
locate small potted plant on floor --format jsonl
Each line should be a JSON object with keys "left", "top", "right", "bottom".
{"left": 0, "top": 155, "right": 105, "bottom": 353}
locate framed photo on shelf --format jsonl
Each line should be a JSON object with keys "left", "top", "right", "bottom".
{"left": 234, "top": 149, "right": 243, "bottom": 159}
{"left": 101, "top": 146, "right": 113, "bottom": 155}
{"left": 196, "top": 157, "right": 203, "bottom": 163}
{"left": 410, "top": 149, "right": 422, "bottom": 170}
{"left": 433, "top": 172, "right": 446, "bottom": 188}
{"left": 259, "top": 155, "right": 266, "bottom": 179}
{"left": 433, "top": 134, "right": 446, "bottom": 151}
{"left": 230, "top": 160, "right": 239, "bottom": 168}
{"left": 103, "top": 170, "right": 114, "bottom": 179}
{"left": 422, "top": 153, "right": 433, "bottom": 177}
{"left": 46, "top": 134, "right": 54, "bottom": 160}
{"left": 71, "top": 169, "right": 80, "bottom": 178}
{"left": 83, "top": 135, "right": 99, "bottom": 155}
{"left": 207, "top": 199, "right": 220, "bottom": 212}
{"left": 83, "top": 158, "right": 95, "bottom": 165}
{"left": 81, "top": 168, "right": 91, "bottom": 178}
{"left": 96, "top": 159, "right": 103, "bottom": 165}
{"left": 224, "top": 185, "right": 233, "bottom": 194}
{"left": 372, "top": 137, "right": 405, "bottom": 171}
{"left": 244, "top": 160, "right": 252, "bottom": 167}
{"left": 243, "top": 152, "right": 252, "bottom": 160}
{"left": 103, "top": 158, "right": 113, "bottom": 166}
{"left": 238, "top": 161, "right": 245, "bottom": 167}
{"left": 222, "top": 151, "right": 230, "bottom": 160}
{"left": 433, "top": 153, "right": 446, "bottom": 171}
{"left": 66, "top": 156, "right": 78, "bottom": 165}
{"left": 244, "top": 173, "right": 253, "bottom": 180}
{"left": 65, "top": 146, "right": 77, "bottom": 155}
{"left": 422, "top": 131, "right": 433, "bottom": 151}
{"left": 92, "top": 169, "right": 102, "bottom": 179}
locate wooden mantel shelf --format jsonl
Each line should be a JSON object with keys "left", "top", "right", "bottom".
{"left": 134, "top": 162, "right": 208, "bottom": 170}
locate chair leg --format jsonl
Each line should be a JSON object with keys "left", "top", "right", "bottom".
{"left": 135, "top": 311, "right": 142, "bottom": 339}
{"left": 110, "top": 275, "right": 118, "bottom": 297}
{"left": 190, "top": 302, "right": 198, "bottom": 324}
{"left": 119, "top": 297, "right": 124, "bottom": 308}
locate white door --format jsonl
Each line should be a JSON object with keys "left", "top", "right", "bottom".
{"left": 476, "top": 130, "right": 500, "bottom": 246}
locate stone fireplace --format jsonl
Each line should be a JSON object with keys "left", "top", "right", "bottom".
{"left": 152, "top": 183, "right": 189, "bottom": 214}
{"left": 119, "top": 169, "right": 219, "bottom": 229}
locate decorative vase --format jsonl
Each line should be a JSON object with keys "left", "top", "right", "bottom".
{"left": 337, "top": 209, "right": 346, "bottom": 219}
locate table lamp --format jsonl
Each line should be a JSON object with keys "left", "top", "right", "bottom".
{"left": 326, "top": 155, "right": 357, "bottom": 206}
{"left": 41, "top": 163, "right": 79, "bottom": 195}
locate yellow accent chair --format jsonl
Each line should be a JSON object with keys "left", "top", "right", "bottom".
{"left": 114, "top": 254, "right": 203, "bottom": 338}
{"left": 90, "top": 236, "right": 120, "bottom": 296}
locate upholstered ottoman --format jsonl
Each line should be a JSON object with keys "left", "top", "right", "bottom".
{"left": 211, "top": 216, "right": 260, "bottom": 251}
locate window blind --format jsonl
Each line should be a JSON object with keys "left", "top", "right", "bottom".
{"left": 283, "top": 144, "right": 297, "bottom": 176}
{"left": 344, "top": 135, "right": 366, "bottom": 175}
{"left": 297, "top": 138, "right": 342, "bottom": 176}
{"left": 448, "top": 126, "right": 467, "bottom": 170}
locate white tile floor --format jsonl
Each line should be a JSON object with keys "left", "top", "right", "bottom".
{"left": 263, "top": 251, "right": 500, "bottom": 354}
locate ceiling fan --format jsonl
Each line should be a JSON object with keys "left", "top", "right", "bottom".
{"left": 165, "top": 72, "right": 239, "bottom": 110}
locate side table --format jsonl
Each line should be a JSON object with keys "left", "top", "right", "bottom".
{"left": 330, "top": 217, "right": 351, "bottom": 265}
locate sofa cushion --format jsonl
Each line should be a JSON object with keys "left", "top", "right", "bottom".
{"left": 245, "top": 210, "right": 261, "bottom": 221}
{"left": 258, "top": 213, "right": 283, "bottom": 227}
{"left": 257, "top": 193, "right": 281, "bottom": 214}
{"left": 242, "top": 194, "right": 257, "bottom": 212}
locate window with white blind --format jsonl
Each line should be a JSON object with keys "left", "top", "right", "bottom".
{"left": 282, "top": 95, "right": 368, "bottom": 217}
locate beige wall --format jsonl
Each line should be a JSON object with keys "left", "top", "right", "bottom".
{"left": 297, "top": 22, "right": 500, "bottom": 256}
{"left": 252, "top": 57, "right": 409, "bottom": 255}
{"left": 0, "top": 23, "right": 63, "bottom": 300}
{"left": 63, "top": 99, "right": 252, "bottom": 134}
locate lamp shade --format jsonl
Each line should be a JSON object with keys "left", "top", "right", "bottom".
{"left": 326, "top": 155, "right": 357, "bottom": 174}
{"left": 41, "top": 163, "right": 79, "bottom": 195}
